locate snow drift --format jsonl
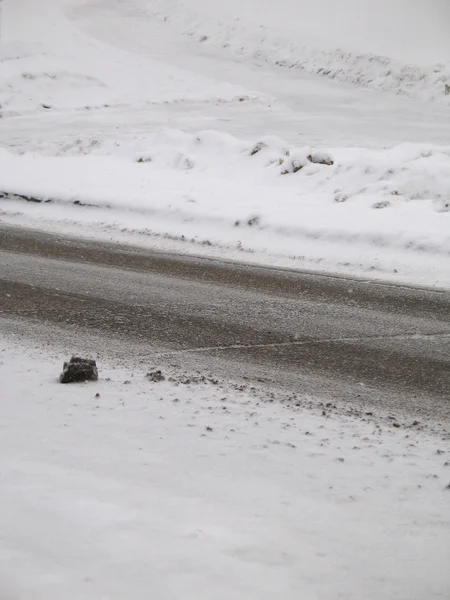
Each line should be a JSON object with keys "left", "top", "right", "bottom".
{"left": 149, "top": 0, "right": 450, "bottom": 65}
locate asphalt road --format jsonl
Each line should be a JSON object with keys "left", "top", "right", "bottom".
{"left": 0, "top": 225, "right": 449, "bottom": 421}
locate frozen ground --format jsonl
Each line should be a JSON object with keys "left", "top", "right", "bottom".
{"left": 1, "top": 332, "right": 449, "bottom": 600}
{"left": 0, "top": 0, "right": 449, "bottom": 287}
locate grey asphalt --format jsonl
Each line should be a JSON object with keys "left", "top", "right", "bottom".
{"left": 0, "top": 225, "right": 449, "bottom": 421}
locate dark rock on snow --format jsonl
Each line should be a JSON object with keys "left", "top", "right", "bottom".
{"left": 146, "top": 370, "right": 165, "bottom": 382}
{"left": 60, "top": 356, "right": 98, "bottom": 384}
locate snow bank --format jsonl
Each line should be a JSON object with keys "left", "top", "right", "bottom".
{"left": 1, "top": 130, "right": 449, "bottom": 286}
{"left": 148, "top": 0, "right": 450, "bottom": 65}
{"left": 148, "top": 0, "right": 450, "bottom": 102}
{"left": 0, "top": 333, "right": 449, "bottom": 599}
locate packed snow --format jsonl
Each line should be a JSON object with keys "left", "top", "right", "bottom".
{"left": 1, "top": 332, "right": 449, "bottom": 600}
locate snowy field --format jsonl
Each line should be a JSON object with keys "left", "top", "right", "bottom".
{"left": 1, "top": 332, "right": 449, "bottom": 600}
{"left": 1, "top": 0, "right": 450, "bottom": 286}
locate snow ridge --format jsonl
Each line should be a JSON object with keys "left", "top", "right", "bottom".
{"left": 148, "top": 0, "right": 450, "bottom": 103}
{"left": 1, "top": 130, "right": 449, "bottom": 286}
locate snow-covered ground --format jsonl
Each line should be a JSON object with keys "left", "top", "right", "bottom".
{"left": 2, "top": 133, "right": 450, "bottom": 286}
{"left": 1, "top": 0, "right": 449, "bottom": 287}
{"left": 1, "top": 332, "right": 449, "bottom": 600}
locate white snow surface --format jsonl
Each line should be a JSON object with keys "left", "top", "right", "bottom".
{"left": 1, "top": 0, "right": 450, "bottom": 286}
{"left": 1, "top": 334, "right": 449, "bottom": 600}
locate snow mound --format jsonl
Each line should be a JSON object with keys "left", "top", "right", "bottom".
{"left": 148, "top": 0, "right": 450, "bottom": 103}
{"left": 1, "top": 61, "right": 110, "bottom": 115}
{"left": 0, "top": 1, "right": 248, "bottom": 118}
{"left": 0, "top": 47, "right": 246, "bottom": 118}
{"left": 54, "top": 130, "right": 450, "bottom": 214}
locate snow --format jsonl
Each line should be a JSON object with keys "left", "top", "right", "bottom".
{"left": 0, "top": 0, "right": 449, "bottom": 288}
{"left": 146, "top": 0, "right": 450, "bottom": 102}
{"left": 145, "top": 0, "right": 450, "bottom": 66}
{"left": 1, "top": 332, "right": 449, "bottom": 599}
{"left": 0, "top": 0, "right": 245, "bottom": 117}
{"left": 1, "top": 132, "right": 449, "bottom": 286}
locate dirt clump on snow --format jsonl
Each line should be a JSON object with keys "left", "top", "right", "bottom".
{"left": 60, "top": 356, "right": 98, "bottom": 384}
{"left": 146, "top": 370, "right": 165, "bottom": 383}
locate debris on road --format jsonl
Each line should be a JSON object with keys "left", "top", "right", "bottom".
{"left": 146, "top": 370, "right": 165, "bottom": 383}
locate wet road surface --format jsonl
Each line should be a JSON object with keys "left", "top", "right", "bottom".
{"left": 0, "top": 225, "right": 449, "bottom": 420}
